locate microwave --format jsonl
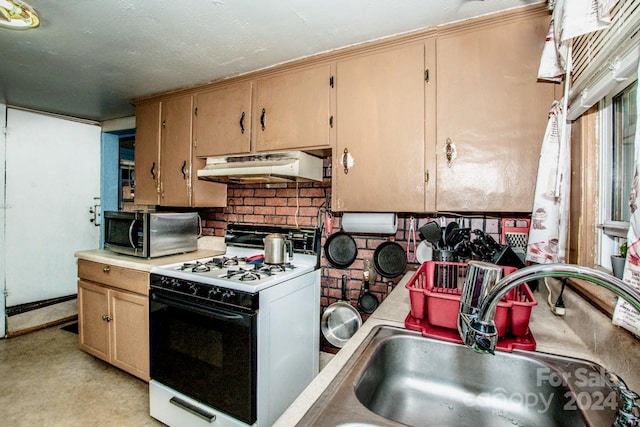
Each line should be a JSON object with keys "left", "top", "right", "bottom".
{"left": 103, "top": 211, "right": 199, "bottom": 258}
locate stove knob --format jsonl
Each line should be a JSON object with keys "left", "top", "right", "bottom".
{"left": 189, "top": 284, "right": 199, "bottom": 295}
{"left": 221, "top": 290, "right": 235, "bottom": 302}
{"left": 208, "top": 288, "right": 221, "bottom": 299}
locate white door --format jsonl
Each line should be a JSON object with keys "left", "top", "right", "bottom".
{"left": 4, "top": 108, "right": 101, "bottom": 309}
{"left": 0, "top": 104, "right": 6, "bottom": 336}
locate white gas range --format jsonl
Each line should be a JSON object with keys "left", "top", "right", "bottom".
{"left": 148, "top": 224, "right": 321, "bottom": 427}
{"left": 150, "top": 245, "right": 318, "bottom": 293}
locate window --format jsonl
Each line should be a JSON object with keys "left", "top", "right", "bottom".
{"left": 598, "top": 78, "right": 638, "bottom": 266}
{"left": 611, "top": 82, "right": 637, "bottom": 223}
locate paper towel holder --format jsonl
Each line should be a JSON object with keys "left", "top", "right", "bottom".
{"left": 341, "top": 213, "right": 398, "bottom": 235}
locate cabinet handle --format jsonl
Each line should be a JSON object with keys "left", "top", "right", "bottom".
{"left": 102, "top": 315, "right": 112, "bottom": 322}
{"left": 239, "top": 112, "right": 245, "bottom": 134}
{"left": 181, "top": 160, "right": 187, "bottom": 179}
{"left": 260, "top": 108, "right": 266, "bottom": 131}
{"left": 329, "top": 116, "right": 334, "bottom": 128}
{"left": 102, "top": 266, "right": 110, "bottom": 273}
{"left": 162, "top": 120, "right": 166, "bottom": 129}
{"left": 150, "top": 162, "right": 156, "bottom": 180}
{"left": 445, "top": 137, "right": 456, "bottom": 167}
{"left": 341, "top": 148, "right": 355, "bottom": 175}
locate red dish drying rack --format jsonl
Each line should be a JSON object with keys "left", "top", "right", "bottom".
{"left": 405, "top": 261, "right": 538, "bottom": 351}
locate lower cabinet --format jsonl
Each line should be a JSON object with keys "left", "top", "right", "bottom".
{"left": 77, "top": 260, "right": 149, "bottom": 381}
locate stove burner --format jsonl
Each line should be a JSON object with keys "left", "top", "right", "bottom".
{"left": 207, "top": 256, "right": 242, "bottom": 269}
{"left": 260, "top": 263, "right": 296, "bottom": 273}
{"left": 224, "top": 268, "right": 264, "bottom": 281}
{"left": 179, "top": 261, "right": 211, "bottom": 273}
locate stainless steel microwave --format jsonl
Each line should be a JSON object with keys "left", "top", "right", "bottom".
{"left": 103, "top": 211, "right": 199, "bottom": 258}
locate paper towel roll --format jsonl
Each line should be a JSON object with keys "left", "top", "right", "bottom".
{"left": 341, "top": 213, "right": 398, "bottom": 234}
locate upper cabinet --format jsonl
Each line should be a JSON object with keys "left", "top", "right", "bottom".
{"left": 133, "top": 4, "right": 551, "bottom": 213}
{"left": 160, "top": 95, "right": 193, "bottom": 207}
{"left": 254, "top": 64, "right": 335, "bottom": 152}
{"left": 333, "top": 42, "right": 434, "bottom": 212}
{"left": 435, "top": 13, "right": 554, "bottom": 212}
{"left": 134, "top": 102, "right": 161, "bottom": 205}
{"left": 194, "top": 81, "right": 253, "bottom": 157}
{"left": 133, "top": 96, "right": 227, "bottom": 208}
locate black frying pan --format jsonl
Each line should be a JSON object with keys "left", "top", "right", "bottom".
{"left": 373, "top": 241, "right": 407, "bottom": 278}
{"left": 324, "top": 231, "right": 358, "bottom": 268}
{"left": 358, "top": 278, "right": 378, "bottom": 314}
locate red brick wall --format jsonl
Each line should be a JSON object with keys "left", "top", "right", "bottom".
{"left": 197, "top": 158, "right": 522, "bottom": 352}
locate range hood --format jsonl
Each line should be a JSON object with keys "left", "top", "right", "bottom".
{"left": 197, "top": 151, "right": 323, "bottom": 184}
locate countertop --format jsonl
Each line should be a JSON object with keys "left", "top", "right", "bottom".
{"left": 276, "top": 266, "right": 640, "bottom": 426}
{"left": 74, "top": 236, "right": 226, "bottom": 271}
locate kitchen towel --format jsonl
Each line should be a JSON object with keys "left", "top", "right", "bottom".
{"left": 526, "top": 101, "right": 571, "bottom": 264}
{"left": 613, "top": 57, "right": 640, "bottom": 336}
{"left": 537, "top": 0, "right": 619, "bottom": 81}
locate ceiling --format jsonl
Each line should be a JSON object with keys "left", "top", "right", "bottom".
{"left": 0, "top": 0, "right": 542, "bottom": 123}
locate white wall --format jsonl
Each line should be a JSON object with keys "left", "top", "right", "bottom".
{"left": 4, "top": 108, "right": 101, "bottom": 307}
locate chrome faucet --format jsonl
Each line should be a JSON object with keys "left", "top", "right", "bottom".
{"left": 457, "top": 261, "right": 640, "bottom": 427}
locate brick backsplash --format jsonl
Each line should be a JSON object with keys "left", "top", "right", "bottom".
{"left": 198, "top": 158, "right": 528, "bottom": 352}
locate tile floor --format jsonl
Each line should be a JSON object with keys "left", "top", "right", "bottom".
{"left": 0, "top": 322, "right": 336, "bottom": 427}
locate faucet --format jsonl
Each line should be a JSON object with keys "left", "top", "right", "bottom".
{"left": 457, "top": 261, "right": 640, "bottom": 426}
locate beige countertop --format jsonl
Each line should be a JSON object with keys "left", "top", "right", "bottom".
{"left": 276, "top": 266, "right": 640, "bottom": 426}
{"left": 74, "top": 236, "right": 227, "bottom": 271}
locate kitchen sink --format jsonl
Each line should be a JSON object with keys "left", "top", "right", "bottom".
{"left": 298, "top": 326, "right": 618, "bottom": 426}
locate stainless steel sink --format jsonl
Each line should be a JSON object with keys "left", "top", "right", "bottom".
{"left": 298, "top": 326, "right": 618, "bottom": 426}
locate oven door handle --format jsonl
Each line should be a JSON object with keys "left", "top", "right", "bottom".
{"left": 151, "top": 291, "right": 254, "bottom": 326}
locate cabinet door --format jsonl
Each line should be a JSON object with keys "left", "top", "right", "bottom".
{"left": 134, "top": 102, "right": 161, "bottom": 205}
{"left": 254, "top": 64, "right": 334, "bottom": 152}
{"left": 435, "top": 14, "right": 554, "bottom": 212}
{"left": 194, "top": 82, "right": 252, "bottom": 156}
{"left": 334, "top": 43, "right": 427, "bottom": 212}
{"left": 110, "top": 289, "right": 149, "bottom": 381}
{"left": 160, "top": 96, "right": 192, "bottom": 207}
{"left": 78, "top": 279, "right": 110, "bottom": 362}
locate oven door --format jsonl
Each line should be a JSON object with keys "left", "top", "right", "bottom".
{"left": 149, "top": 288, "right": 257, "bottom": 425}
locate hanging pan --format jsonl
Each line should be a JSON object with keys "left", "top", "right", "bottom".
{"left": 321, "top": 275, "right": 362, "bottom": 348}
{"left": 324, "top": 230, "right": 358, "bottom": 268}
{"left": 358, "top": 270, "right": 379, "bottom": 314}
{"left": 373, "top": 240, "right": 407, "bottom": 278}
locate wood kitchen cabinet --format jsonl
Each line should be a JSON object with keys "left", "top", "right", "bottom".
{"left": 194, "top": 81, "right": 253, "bottom": 157}
{"left": 77, "top": 259, "right": 149, "bottom": 381}
{"left": 134, "top": 102, "right": 161, "bottom": 205}
{"left": 333, "top": 42, "right": 434, "bottom": 212}
{"left": 435, "top": 13, "right": 554, "bottom": 212}
{"left": 133, "top": 97, "right": 227, "bottom": 207}
{"left": 254, "top": 64, "right": 335, "bottom": 152}
{"left": 160, "top": 95, "right": 192, "bottom": 206}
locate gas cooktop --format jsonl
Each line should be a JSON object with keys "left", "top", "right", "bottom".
{"left": 150, "top": 224, "right": 320, "bottom": 293}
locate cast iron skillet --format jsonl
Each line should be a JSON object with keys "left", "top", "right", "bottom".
{"left": 373, "top": 241, "right": 407, "bottom": 278}
{"left": 358, "top": 278, "right": 379, "bottom": 314}
{"left": 324, "top": 231, "right": 358, "bottom": 268}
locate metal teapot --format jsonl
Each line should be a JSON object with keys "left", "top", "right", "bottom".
{"left": 263, "top": 233, "right": 293, "bottom": 264}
